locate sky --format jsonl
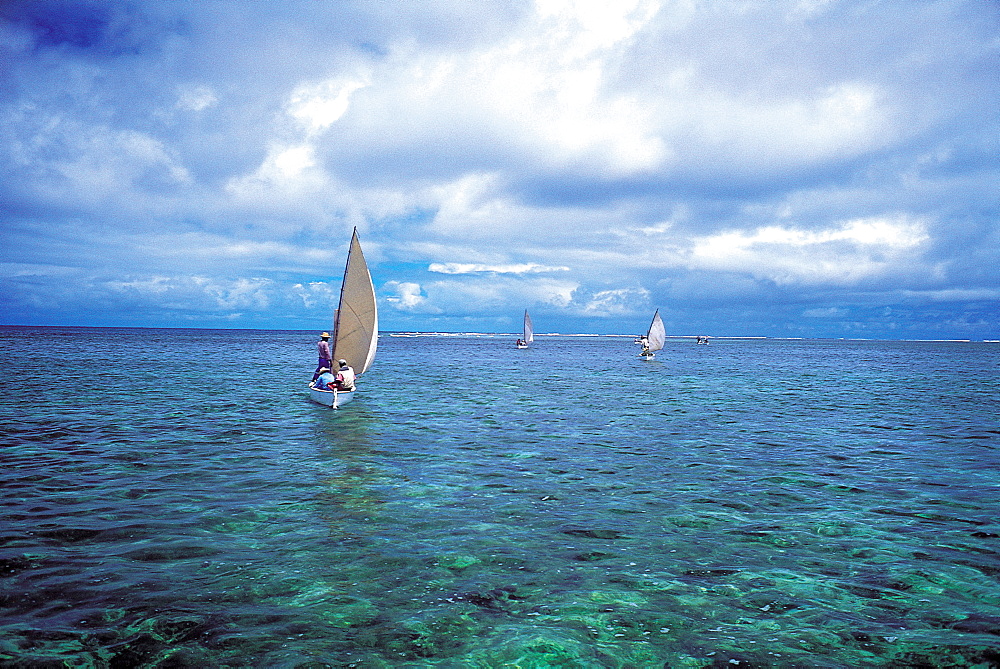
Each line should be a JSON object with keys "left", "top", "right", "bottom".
{"left": 1, "top": 0, "right": 998, "bottom": 338}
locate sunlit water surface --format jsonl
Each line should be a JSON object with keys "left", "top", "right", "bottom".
{"left": 2, "top": 327, "right": 999, "bottom": 667}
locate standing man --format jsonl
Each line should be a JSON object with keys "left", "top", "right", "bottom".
{"left": 314, "top": 332, "right": 332, "bottom": 380}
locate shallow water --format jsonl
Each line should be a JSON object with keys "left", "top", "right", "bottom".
{"left": 2, "top": 327, "right": 999, "bottom": 667}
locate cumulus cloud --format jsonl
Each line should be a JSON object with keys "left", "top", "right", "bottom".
{"left": 575, "top": 287, "right": 650, "bottom": 316}
{"left": 384, "top": 281, "right": 435, "bottom": 312}
{"left": 689, "top": 215, "right": 930, "bottom": 285}
{"left": 105, "top": 276, "right": 274, "bottom": 311}
{"left": 288, "top": 78, "right": 369, "bottom": 133}
{"left": 381, "top": 275, "right": 579, "bottom": 323}
{"left": 292, "top": 281, "right": 338, "bottom": 310}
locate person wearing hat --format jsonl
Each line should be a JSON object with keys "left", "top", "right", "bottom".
{"left": 313, "top": 367, "right": 337, "bottom": 391}
{"left": 313, "top": 331, "right": 332, "bottom": 381}
{"left": 334, "top": 359, "right": 355, "bottom": 391}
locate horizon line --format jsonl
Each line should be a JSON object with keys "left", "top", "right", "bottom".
{"left": 0, "top": 324, "right": 992, "bottom": 343}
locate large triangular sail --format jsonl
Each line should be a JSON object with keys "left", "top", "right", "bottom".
{"left": 646, "top": 309, "right": 666, "bottom": 353}
{"left": 331, "top": 229, "right": 378, "bottom": 375}
{"left": 523, "top": 310, "right": 534, "bottom": 344}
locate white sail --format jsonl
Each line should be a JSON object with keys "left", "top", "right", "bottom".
{"left": 646, "top": 309, "right": 666, "bottom": 353}
{"left": 523, "top": 310, "right": 534, "bottom": 344}
{"left": 332, "top": 229, "right": 378, "bottom": 375}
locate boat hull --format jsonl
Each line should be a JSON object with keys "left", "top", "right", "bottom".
{"left": 309, "top": 385, "right": 356, "bottom": 408}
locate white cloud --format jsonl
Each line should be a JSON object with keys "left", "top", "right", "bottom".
{"left": 201, "top": 277, "right": 273, "bottom": 310}
{"left": 287, "top": 77, "right": 369, "bottom": 133}
{"left": 429, "top": 262, "right": 569, "bottom": 274}
{"left": 390, "top": 275, "right": 579, "bottom": 315}
{"left": 292, "top": 282, "right": 337, "bottom": 310}
{"left": 689, "top": 215, "right": 930, "bottom": 284}
{"left": 313, "top": 0, "right": 667, "bottom": 178}
{"left": 107, "top": 276, "right": 274, "bottom": 310}
{"left": 384, "top": 281, "right": 435, "bottom": 311}
{"left": 719, "top": 82, "right": 890, "bottom": 165}
{"left": 525, "top": 278, "right": 578, "bottom": 308}
{"left": 106, "top": 276, "right": 176, "bottom": 295}
{"left": 520, "top": 0, "right": 666, "bottom": 173}
{"left": 575, "top": 286, "right": 650, "bottom": 316}
{"left": 224, "top": 143, "right": 329, "bottom": 203}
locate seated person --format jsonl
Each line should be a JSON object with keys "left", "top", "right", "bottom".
{"left": 335, "top": 359, "right": 356, "bottom": 391}
{"left": 312, "top": 367, "right": 337, "bottom": 390}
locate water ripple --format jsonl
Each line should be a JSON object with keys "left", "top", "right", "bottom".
{"left": 2, "top": 329, "right": 999, "bottom": 666}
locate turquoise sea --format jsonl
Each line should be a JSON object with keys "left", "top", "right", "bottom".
{"left": 2, "top": 326, "right": 999, "bottom": 668}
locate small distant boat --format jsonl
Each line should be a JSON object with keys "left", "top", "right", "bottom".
{"left": 309, "top": 228, "right": 378, "bottom": 408}
{"left": 638, "top": 309, "right": 665, "bottom": 360}
{"left": 516, "top": 310, "right": 533, "bottom": 349}
{"left": 696, "top": 335, "right": 710, "bottom": 345}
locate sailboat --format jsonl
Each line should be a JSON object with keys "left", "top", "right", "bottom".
{"left": 516, "top": 310, "right": 533, "bottom": 349}
{"left": 309, "top": 228, "right": 378, "bottom": 408}
{"left": 638, "top": 309, "right": 665, "bottom": 360}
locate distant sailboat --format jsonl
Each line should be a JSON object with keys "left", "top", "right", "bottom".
{"left": 309, "top": 228, "right": 378, "bottom": 408}
{"left": 638, "top": 309, "right": 665, "bottom": 360}
{"left": 517, "top": 310, "right": 533, "bottom": 349}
